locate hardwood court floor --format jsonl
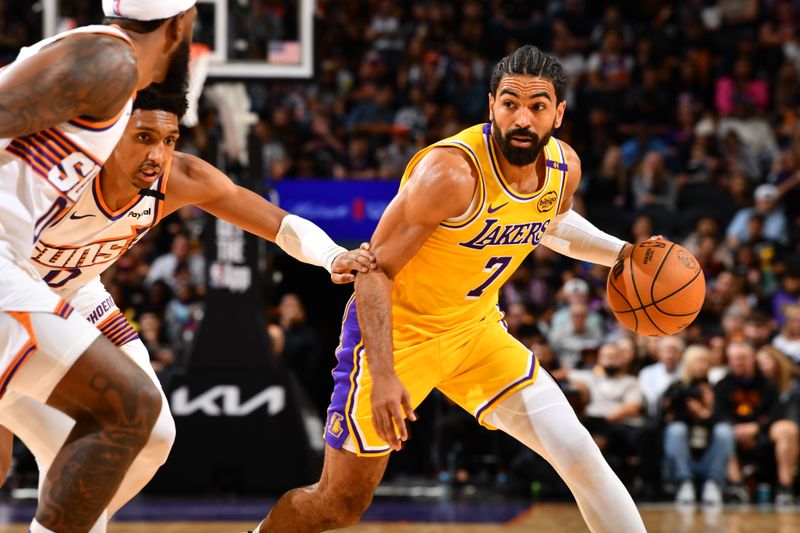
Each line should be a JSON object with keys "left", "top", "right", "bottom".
{"left": 1, "top": 504, "right": 799, "bottom": 532}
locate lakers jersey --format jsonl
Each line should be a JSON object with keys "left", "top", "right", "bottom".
{"left": 392, "top": 123, "right": 568, "bottom": 342}
{"left": 30, "top": 163, "right": 170, "bottom": 298}
{"left": 0, "top": 25, "right": 134, "bottom": 263}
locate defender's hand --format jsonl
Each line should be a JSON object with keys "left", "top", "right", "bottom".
{"left": 370, "top": 371, "right": 417, "bottom": 450}
{"left": 331, "top": 242, "right": 377, "bottom": 284}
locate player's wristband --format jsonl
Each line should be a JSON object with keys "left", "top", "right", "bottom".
{"left": 540, "top": 210, "right": 627, "bottom": 267}
{"left": 274, "top": 214, "right": 347, "bottom": 274}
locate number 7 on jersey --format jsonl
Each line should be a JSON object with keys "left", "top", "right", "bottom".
{"left": 466, "top": 256, "right": 512, "bottom": 299}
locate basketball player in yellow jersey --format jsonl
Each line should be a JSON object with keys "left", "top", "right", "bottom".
{"left": 255, "top": 45, "right": 647, "bottom": 533}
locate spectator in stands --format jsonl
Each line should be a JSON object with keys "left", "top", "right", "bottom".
{"left": 549, "top": 301, "right": 604, "bottom": 370}
{"left": 568, "top": 343, "right": 645, "bottom": 482}
{"left": 639, "top": 336, "right": 685, "bottom": 418}
{"left": 714, "top": 342, "right": 799, "bottom": 505}
{"left": 773, "top": 271, "right": 800, "bottom": 327}
{"left": 582, "top": 145, "right": 629, "bottom": 236}
{"left": 551, "top": 278, "right": 603, "bottom": 330}
{"left": 377, "top": 124, "right": 418, "bottom": 179}
{"left": 137, "top": 310, "right": 175, "bottom": 376}
{"left": 550, "top": 21, "right": 586, "bottom": 109}
{"left": 585, "top": 29, "right": 633, "bottom": 113}
{"left": 336, "top": 135, "right": 379, "bottom": 178}
{"left": 144, "top": 233, "right": 205, "bottom": 292}
{"left": 742, "top": 311, "right": 776, "bottom": 349}
{"left": 268, "top": 293, "right": 325, "bottom": 414}
{"left": 617, "top": 336, "right": 642, "bottom": 374}
{"left": 662, "top": 345, "right": 733, "bottom": 505}
{"left": 708, "top": 336, "right": 729, "bottom": 385}
{"left": 757, "top": 345, "right": 800, "bottom": 428}
{"left": 164, "top": 281, "right": 202, "bottom": 356}
{"left": 715, "top": 56, "right": 769, "bottom": 116}
{"left": 727, "top": 184, "right": 789, "bottom": 248}
{"left": 773, "top": 305, "right": 800, "bottom": 363}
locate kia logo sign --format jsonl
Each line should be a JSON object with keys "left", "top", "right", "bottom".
{"left": 171, "top": 385, "right": 286, "bottom": 416}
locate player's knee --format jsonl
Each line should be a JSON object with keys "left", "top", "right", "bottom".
{"left": 141, "top": 406, "right": 176, "bottom": 466}
{"left": 554, "top": 426, "right": 602, "bottom": 474}
{"left": 771, "top": 419, "right": 799, "bottom": 442}
{"left": 320, "top": 488, "right": 373, "bottom": 528}
{"left": 666, "top": 421, "right": 689, "bottom": 441}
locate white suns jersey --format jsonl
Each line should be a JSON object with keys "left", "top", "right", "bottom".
{"left": 31, "top": 162, "right": 170, "bottom": 297}
{"left": 0, "top": 25, "right": 134, "bottom": 261}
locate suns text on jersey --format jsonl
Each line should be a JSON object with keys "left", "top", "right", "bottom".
{"left": 459, "top": 218, "right": 551, "bottom": 250}
{"left": 32, "top": 235, "right": 140, "bottom": 269}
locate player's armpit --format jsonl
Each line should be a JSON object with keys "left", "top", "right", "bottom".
{"left": 0, "top": 34, "right": 137, "bottom": 138}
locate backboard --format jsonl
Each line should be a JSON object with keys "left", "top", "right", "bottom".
{"left": 41, "top": 0, "right": 314, "bottom": 78}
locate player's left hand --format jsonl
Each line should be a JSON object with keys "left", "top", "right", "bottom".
{"left": 331, "top": 242, "right": 377, "bottom": 284}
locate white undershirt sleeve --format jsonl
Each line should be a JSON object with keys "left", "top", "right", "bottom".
{"left": 540, "top": 209, "right": 627, "bottom": 267}
{"left": 274, "top": 214, "right": 347, "bottom": 274}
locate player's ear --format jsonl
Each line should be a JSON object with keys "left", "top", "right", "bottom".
{"left": 164, "top": 11, "right": 188, "bottom": 50}
{"left": 554, "top": 100, "right": 567, "bottom": 129}
{"left": 488, "top": 93, "right": 495, "bottom": 122}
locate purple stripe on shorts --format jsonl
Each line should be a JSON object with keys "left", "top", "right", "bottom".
{"left": 324, "top": 296, "right": 361, "bottom": 450}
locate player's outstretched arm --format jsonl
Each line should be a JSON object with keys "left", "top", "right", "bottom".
{"left": 355, "top": 147, "right": 476, "bottom": 449}
{"left": 166, "top": 152, "right": 375, "bottom": 283}
{"left": 539, "top": 141, "right": 631, "bottom": 266}
{"left": 0, "top": 34, "right": 137, "bottom": 138}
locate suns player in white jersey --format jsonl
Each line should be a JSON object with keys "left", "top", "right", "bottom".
{"left": 0, "top": 2, "right": 197, "bottom": 531}
{"left": 0, "top": 87, "right": 376, "bottom": 521}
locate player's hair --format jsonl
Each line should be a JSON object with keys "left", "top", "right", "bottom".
{"left": 133, "top": 87, "right": 188, "bottom": 119}
{"left": 103, "top": 17, "right": 170, "bottom": 34}
{"left": 490, "top": 45, "right": 568, "bottom": 103}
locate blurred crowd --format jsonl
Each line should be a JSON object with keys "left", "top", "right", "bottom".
{"left": 2, "top": 0, "right": 800, "bottom": 504}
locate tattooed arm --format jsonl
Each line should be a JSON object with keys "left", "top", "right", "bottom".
{"left": 0, "top": 33, "right": 137, "bottom": 138}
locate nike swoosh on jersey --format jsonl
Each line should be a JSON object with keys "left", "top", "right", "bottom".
{"left": 487, "top": 202, "right": 508, "bottom": 214}
{"left": 69, "top": 212, "right": 96, "bottom": 220}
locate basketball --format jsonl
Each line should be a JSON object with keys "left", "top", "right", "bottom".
{"left": 607, "top": 240, "right": 706, "bottom": 336}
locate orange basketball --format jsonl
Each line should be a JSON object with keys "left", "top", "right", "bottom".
{"left": 607, "top": 240, "right": 706, "bottom": 336}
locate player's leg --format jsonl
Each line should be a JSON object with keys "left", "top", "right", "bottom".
{"left": 0, "top": 309, "right": 161, "bottom": 533}
{"left": 0, "top": 340, "right": 174, "bottom": 522}
{"left": 484, "top": 370, "right": 646, "bottom": 533}
{"left": 438, "top": 321, "right": 644, "bottom": 533}
{"left": 67, "top": 282, "right": 177, "bottom": 515}
{"left": 260, "top": 445, "right": 388, "bottom": 532}
{"left": 106, "top": 338, "right": 175, "bottom": 515}
{"left": 257, "top": 296, "right": 438, "bottom": 532}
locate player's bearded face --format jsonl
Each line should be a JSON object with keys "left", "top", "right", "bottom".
{"left": 491, "top": 119, "right": 556, "bottom": 167}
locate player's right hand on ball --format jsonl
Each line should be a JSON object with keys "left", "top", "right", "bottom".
{"left": 370, "top": 371, "right": 417, "bottom": 450}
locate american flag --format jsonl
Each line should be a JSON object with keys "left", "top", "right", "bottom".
{"left": 268, "top": 41, "right": 301, "bottom": 64}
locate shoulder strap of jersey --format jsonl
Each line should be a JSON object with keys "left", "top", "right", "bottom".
{"left": 549, "top": 138, "right": 570, "bottom": 214}
{"left": 152, "top": 158, "right": 173, "bottom": 225}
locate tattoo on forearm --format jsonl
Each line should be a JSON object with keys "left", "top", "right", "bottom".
{"left": 36, "top": 369, "right": 159, "bottom": 532}
{"left": 0, "top": 34, "right": 137, "bottom": 139}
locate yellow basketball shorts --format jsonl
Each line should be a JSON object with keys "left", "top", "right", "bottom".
{"left": 324, "top": 296, "right": 540, "bottom": 456}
